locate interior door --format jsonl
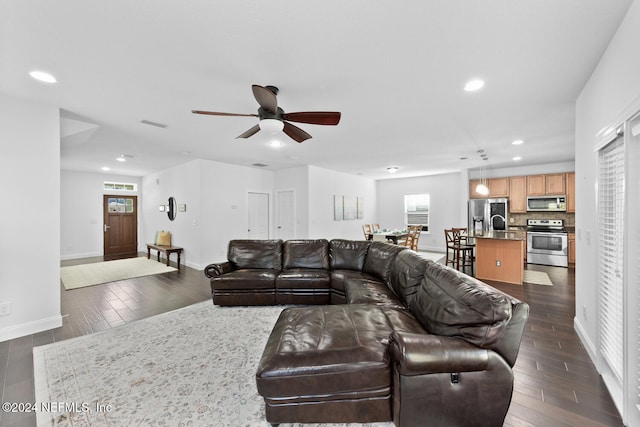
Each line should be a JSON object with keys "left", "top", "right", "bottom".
{"left": 248, "top": 192, "right": 269, "bottom": 239}
{"left": 103, "top": 195, "right": 138, "bottom": 255}
{"left": 275, "top": 189, "right": 295, "bottom": 240}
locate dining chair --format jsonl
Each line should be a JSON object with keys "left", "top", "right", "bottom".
{"left": 404, "top": 225, "right": 421, "bottom": 251}
{"left": 372, "top": 223, "right": 381, "bottom": 232}
{"left": 362, "top": 224, "right": 373, "bottom": 240}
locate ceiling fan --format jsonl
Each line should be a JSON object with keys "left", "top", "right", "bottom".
{"left": 192, "top": 84, "right": 341, "bottom": 143}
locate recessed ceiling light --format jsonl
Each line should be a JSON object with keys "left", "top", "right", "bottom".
{"left": 29, "top": 70, "right": 57, "bottom": 83}
{"left": 101, "top": 166, "right": 110, "bottom": 171}
{"left": 387, "top": 167, "right": 399, "bottom": 173}
{"left": 464, "top": 79, "right": 485, "bottom": 92}
{"left": 513, "top": 156, "right": 522, "bottom": 161}
{"left": 116, "top": 156, "right": 126, "bottom": 162}
{"left": 512, "top": 139, "right": 524, "bottom": 145}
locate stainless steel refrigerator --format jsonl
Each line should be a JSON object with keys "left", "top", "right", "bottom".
{"left": 468, "top": 198, "right": 508, "bottom": 233}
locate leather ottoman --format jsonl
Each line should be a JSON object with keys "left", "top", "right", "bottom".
{"left": 255, "top": 304, "right": 425, "bottom": 425}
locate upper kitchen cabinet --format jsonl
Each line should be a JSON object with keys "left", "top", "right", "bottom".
{"left": 546, "top": 173, "right": 566, "bottom": 195}
{"left": 509, "top": 176, "right": 527, "bottom": 213}
{"left": 469, "top": 177, "right": 510, "bottom": 198}
{"left": 526, "top": 173, "right": 566, "bottom": 196}
{"left": 566, "top": 172, "right": 576, "bottom": 213}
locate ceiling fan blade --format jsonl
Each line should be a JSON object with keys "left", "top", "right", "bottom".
{"left": 236, "top": 124, "right": 260, "bottom": 139}
{"left": 283, "top": 122, "right": 312, "bottom": 143}
{"left": 282, "top": 111, "right": 341, "bottom": 126}
{"left": 252, "top": 85, "right": 278, "bottom": 114}
{"left": 192, "top": 110, "right": 258, "bottom": 117}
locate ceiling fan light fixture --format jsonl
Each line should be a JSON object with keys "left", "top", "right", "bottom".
{"left": 259, "top": 119, "right": 284, "bottom": 134}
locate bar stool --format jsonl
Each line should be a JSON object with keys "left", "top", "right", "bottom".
{"left": 453, "top": 228, "right": 474, "bottom": 275}
{"left": 445, "top": 228, "right": 474, "bottom": 275}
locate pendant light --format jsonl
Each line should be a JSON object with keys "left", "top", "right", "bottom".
{"left": 475, "top": 150, "right": 489, "bottom": 195}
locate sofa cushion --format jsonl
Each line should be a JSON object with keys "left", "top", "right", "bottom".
{"left": 256, "top": 304, "right": 425, "bottom": 398}
{"left": 389, "top": 250, "right": 432, "bottom": 307}
{"left": 210, "top": 269, "right": 279, "bottom": 290}
{"left": 329, "top": 239, "right": 371, "bottom": 271}
{"left": 345, "top": 281, "right": 406, "bottom": 310}
{"left": 283, "top": 239, "right": 329, "bottom": 269}
{"left": 362, "top": 241, "right": 407, "bottom": 284}
{"left": 410, "top": 262, "right": 512, "bottom": 349}
{"left": 228, "top": 239, "right": 283, "bottom": 270}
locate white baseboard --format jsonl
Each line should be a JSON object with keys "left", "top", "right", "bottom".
{"left": 574, "top": 316, "right": 599, "bottom": 370}
{"left": 60, "top": 251, "right": 102, "bottom": 261}
{"left": 0, "top": 315, "right": 63, "bottom": 342}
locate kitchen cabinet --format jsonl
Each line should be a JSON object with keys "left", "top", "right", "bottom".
{"left": 488, "top": 177, "right": 509, "bottom": 197}
{"left": 568, "top": 232, "right": 576, "bottom": 266}
{"left": 474, "top": 232, "right": 525, "bottom": 285}
{"left": 566, "top": 172, "right": 576, "bottom": 213}
{"left": 469, "top": 178, "right": 509, "bottom": 198}
{"left": 546, "top": 173, "right": 566, "bottom": 195}
{"left": 527, "top": 173, "right": 566, "bottom": 196}
{"left": 527, "top": 175, "right": 546, "bottom": 196}
{"left": 509, "top": 176, "right": 527, "bottom": 213}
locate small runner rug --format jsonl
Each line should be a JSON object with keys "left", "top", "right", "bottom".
{"left": 33, "top": 302, "right": 393, "bottom": 427}
{"left": 523, "top": 270, "right": 554, "bottom": 286}
{"left": 60, "top": 257, "right": 176, "bottom": 290}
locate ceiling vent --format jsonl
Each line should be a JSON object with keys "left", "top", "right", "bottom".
{"left": 140, "top": 119, "right": 167, "bottom": 128}
{"left": 252, "top": 163, "right": 269, "bottom": 168}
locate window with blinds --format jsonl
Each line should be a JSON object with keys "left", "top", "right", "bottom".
{"left": 404, "top": 194, "right": 429, "bottom": 231}
{"left": 597, "top": 133, "right": 625, "bottom": 383}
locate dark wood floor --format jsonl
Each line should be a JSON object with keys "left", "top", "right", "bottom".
{"left": 0, "top": 256, "right": 623, "bottom": 427}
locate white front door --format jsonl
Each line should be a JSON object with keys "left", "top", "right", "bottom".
{"left": 248, "top": 192, "right": 269, "bottom": 239}
{"left": 275, "top": 189, "right": 295, "bottom": 240}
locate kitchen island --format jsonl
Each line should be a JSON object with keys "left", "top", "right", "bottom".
{"left": 471, "top": 231, "right": 526, "bottom": 285}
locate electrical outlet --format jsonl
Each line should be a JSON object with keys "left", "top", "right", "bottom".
{"left": 496, "top": 260, "right": 501, "bottom": 267}
{"left": 0, "top": 302, "right": 11, "bottom": 317}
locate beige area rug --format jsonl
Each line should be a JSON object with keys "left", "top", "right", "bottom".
{"left": 60, "top": 257, "right": 177, "bottom": 290}
{"left": 34, "top": 302, "right": 393, "bottom": 427}
{"left": 523, "top": 270, "right": 553, "bottom": 286}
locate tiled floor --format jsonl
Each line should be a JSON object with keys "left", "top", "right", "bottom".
{"left": 0, "top": 255, "right": 624, "bottom": 426}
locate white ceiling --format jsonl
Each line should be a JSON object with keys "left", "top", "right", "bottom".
{"left": 0, "top": 0, "right": 633, "bottom": 180}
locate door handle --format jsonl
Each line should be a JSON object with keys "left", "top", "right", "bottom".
{"left": 104, "top": 224, "right": 111, "bottom": 233}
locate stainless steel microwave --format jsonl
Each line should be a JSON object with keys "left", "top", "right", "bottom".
{"left": 527, "top": 196, "right": 566, "bottom": 212}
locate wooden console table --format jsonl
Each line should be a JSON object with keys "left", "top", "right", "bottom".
{"left": 146, "top": 243, "right": 183, "bottom": 270}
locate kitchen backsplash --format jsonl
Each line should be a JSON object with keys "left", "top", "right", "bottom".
{"left": 509, "top": 212, "right": 575, "bottom": 227}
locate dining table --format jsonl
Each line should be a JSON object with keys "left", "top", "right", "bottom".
{"left": 370, "top": 230, "right": 408, "bottom": 244}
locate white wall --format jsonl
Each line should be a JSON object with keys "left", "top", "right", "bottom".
{"left": 575, "top": 0, "right": 640, "bottom": 421}
{"left": 472, "top": 161, "right": 575, "bottom": 179}
{"left": 376, "top": 172, "right": 465, "bottom": 252}
{"left": 142, "top": 159, "right": 275, "bottom": 269}
{"left": 0, "top": 93, "right": 62, "bottom": 341}
{"left": 61, "top": 171, "right": 142, "bottom": 259}
{"left": 307, "top": 166, "right": 377, "bottom": 241}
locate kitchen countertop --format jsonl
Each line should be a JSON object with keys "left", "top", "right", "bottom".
{"left": 469, "top": 230, "right": 526, "bottom": 241}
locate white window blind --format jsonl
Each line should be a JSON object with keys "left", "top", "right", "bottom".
{"left": 597, "top": 133, "right": 625, "bottom": 382}
{"left": 404, "top": 194, "right": 429, "bottom": 231}
{"left": 629, "top": 115, "right": 640, "bottom": 423}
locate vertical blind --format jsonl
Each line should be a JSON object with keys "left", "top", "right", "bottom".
{"left": 598, "top": 133, "right": 625, "bottom": 382}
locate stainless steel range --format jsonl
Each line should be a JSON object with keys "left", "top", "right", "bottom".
{"left": 526, "top": 219, "right": 568, "bottom": 267}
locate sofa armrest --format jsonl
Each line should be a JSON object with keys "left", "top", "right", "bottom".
{"left": 389, "top": 331, "right": 489, "bottom": 376}
{"left": 204, "top": 261, "right": 234, "bottom": 278}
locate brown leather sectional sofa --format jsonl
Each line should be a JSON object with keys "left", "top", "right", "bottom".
{"left": 204, "top": 239, "right": 529, "bottom": 426}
